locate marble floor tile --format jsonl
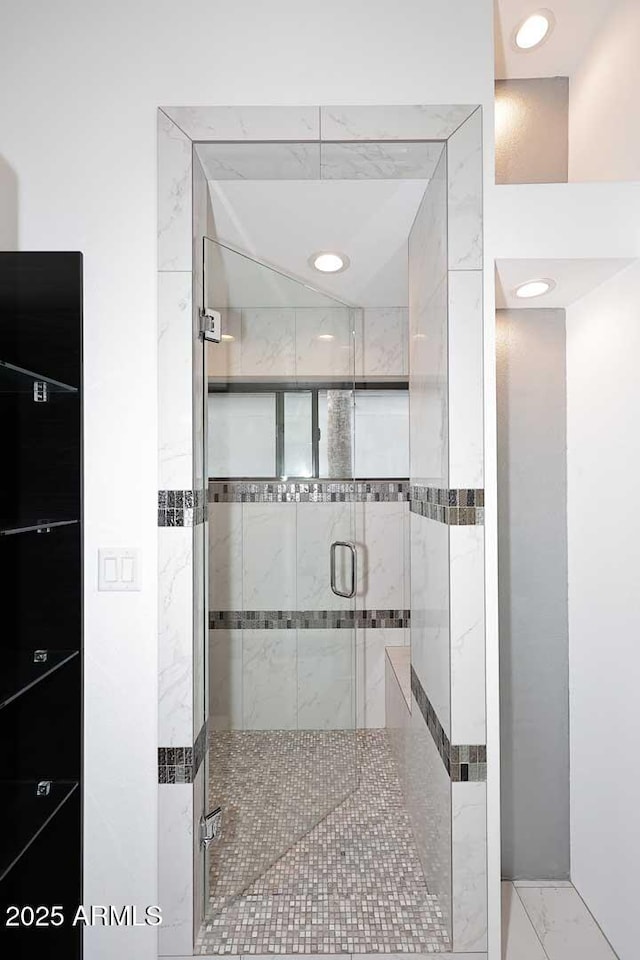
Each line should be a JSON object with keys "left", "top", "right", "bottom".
{"left": 516, "top": 885, "right": 618, "bottom": 960}
{"left": 501, "top": 883, "right": 547, "bottom": 960}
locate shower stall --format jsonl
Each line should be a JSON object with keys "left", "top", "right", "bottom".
{"left": 156, "top": 105, "right": 488, "bottom": 959}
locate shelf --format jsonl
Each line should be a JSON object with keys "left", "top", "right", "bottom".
{"left": 0, "top": 359, "right": 78, "bottom": 395}
{"left": 0, "top": 780, "right": 78, "bottom": 882}
{"left": 0, "top": 518, "right": 78, "bottom": 537}
{"left": 0, "top": 650, "right": 79, "bottom": 711}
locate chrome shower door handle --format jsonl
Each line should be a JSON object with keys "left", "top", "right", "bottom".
{"left": 330, "top": 540, "right": 357, "bottom": 599}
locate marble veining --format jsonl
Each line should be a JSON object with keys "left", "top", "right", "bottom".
{"left": 158, "top": 111, "right": 192, "bottom": 272}
{"left": 158, "top": 271, "right": 193, "bottom": 489}
{"left": 452, "top": 783, "right": 487, "bottom": 952}
{"left": 158, "top": 528, "right": 193, "bottom": 745}
{"left": 447, "top": 270, "right": 484, "bottom": 489}
{"left": 196, "top": 141, "right": 320, "bottom": 180}
{"left": 163, "top": 105, "right": 320, "bottom": 142}
{"left": 449, "top": 526, "right": 485, "bottom": 746}
{"left": 320, "top": 104, "right": 478, "bottom": 142}
{"left": 320, "top": 141, "right": 443, "bottom": 180}
{"left": 446, "top": 108, "right": 483, "bottom": 271}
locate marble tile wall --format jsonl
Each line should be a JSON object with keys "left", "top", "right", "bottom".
{"left": 211, "top": 626, "right": 412, "bottom": 733}
{"left": 452, "top": 781, "right": 487, "bottom": 952}
{"left": 207, "top": 305, "right": 407, "bottom": 380}
{"left": 158, "top": 783, "right": 194, "bottom": 955}
{"left": 406, "top": 106, "right": 487, "bottom": 954}
{"left": 208, "top": 498, "right": 410, "bottom": 731}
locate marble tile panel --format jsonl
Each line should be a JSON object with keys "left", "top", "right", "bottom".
{"left": 447, "top": 107, "right": 483, "bottom": 270}
{"left": 405, "top": 691, "right": 452, "bottom": 939}
{"left": 320, "top": 140, "right": 443, "bottom": 179}
{"left": 209, "top": 629, "right": 242, "bottom": 731}
{"left": 452, "top": 781, "right": 487, "bottom": 952}
{"left": 408, "top": 140, "right": 448, "bottom": 315}
{"left": 295, "top": 306, "right": 353, "bottom": 378}
{"left": 158, "top": 784, "right": 194, "bottom": 956}
{"left": 158, "top": 271, "right": 193, "bottom": 489}
{"left": 448, "top": 269, "right": 483, "bottom": 489}
{"left": 501, "top": 883, "right": 548, "bottom": 960}
{"left": 409, "top": 313, "right": 448, "bottom": 488}
{"left": 158, "top": 110, "right": 193, "bottom": 272}
{"left": 196, "top": 141, "right": 320, "bottom": 180}
{"left": 450, "top": 524, "right": 486, "bottom": 746}
{"left": 410, "top": 512, "right": 450, "bottom": 740}
{"left": 240, "top": 307, "right": 296, "bottom": 377}
{"left": 242, "top": 502, "right": 296, "bottom": 610}
{"left": 242, "top": 630, "right": 297, "bottom": 730}
{"left": 297, "top": 629, "right": 355, "bottom": 730}
{"left": 357, "top": 627, "right": 407, "bottom": 728}
{"left": 357, "top": 500, "right": 407, "bottom": 610}
{"left": 163, "top": 105, "right": 320, "bottom": 142}
{"left": 208, "top": 502, "right": 243, "bottom": 611}
{"left": 362, "top": 306, "right": 408, "bottom": 376}
{"left": 295, "top": 501, "right": 354, "bottom": 611}
{"left": 517, "top": 886, "right": 619, "bottom": 960}
{"left": 320, "top": 104, "right": 477, "bottom": 141}
{"left": 158, "top": 527, "right": 193, "bottom": 745}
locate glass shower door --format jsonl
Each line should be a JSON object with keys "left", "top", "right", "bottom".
{"left": 202, "top": 238, "right": 360, "bottom": 927}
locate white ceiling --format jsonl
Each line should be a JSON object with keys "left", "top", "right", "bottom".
{"left": 496, "top": 258, "right": 634, "bottom": 309}
{"left": 495, "top": 0, "right": 614, "bottom": 79}
{"left": 207, "top": 179, "right": 430, "bottom": 307}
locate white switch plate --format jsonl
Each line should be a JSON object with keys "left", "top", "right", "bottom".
{"left": 98, "top": 548, "right": 141, "bottom": 591}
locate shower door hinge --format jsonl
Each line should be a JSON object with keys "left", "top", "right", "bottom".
{"left": 199, "top": 308, "right": 221, "bottom": 344}
{"left": 200, "top": 806, "right": 222, "bottom": 848}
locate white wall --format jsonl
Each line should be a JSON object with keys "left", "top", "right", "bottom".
{"left": 569, "top": 0, "right": 640, "bottom": 183}
{"left": 566, "top": 259, "right": 640, "bottom": 960}
{"left": 0, "top": 3, "right": 493, "bottom": 959}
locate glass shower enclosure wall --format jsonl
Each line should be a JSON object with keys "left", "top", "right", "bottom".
{"left": 202, "top": 237, "right": 362, "bottom": 917}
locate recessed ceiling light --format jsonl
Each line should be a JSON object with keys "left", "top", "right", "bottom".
{"left": 515, "top": 278, "right": 555, "bottom": 299}
{"left": 514, "top": 10, "right": 554, "bottom": 50}
{"left": 317, "top": 333, "right": 335, "bottom": 341}
{"left": 309, "top": 251, "right": 350, "bottom": 274}
{"left": 221, "top": 333, "right": 235, "bottom": 342}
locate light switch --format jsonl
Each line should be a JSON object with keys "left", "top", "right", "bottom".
{"left": 98, "top": 548, "right": 141, "bottom": 591}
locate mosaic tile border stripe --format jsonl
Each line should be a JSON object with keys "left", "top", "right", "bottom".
{"left": 209, "top": 480, "right": 409, "bottom": 503}
{"left": 410, "top": 484, "right": 484, "bottom": 525}
{"left": 158, "top": 489, "right": 206, "bottom": 527}
{"left": 410, "top": 665, "right": 486, "bottom": 782}
{"left": 158, "top": 720, "right": 207, "bottom": 784}
{"left": 210, "top": 609, "right": 411, "bottom": 630}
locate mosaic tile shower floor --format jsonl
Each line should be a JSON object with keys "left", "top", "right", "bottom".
{"left": 196, "top": 729, "right": 451, "bottom": 955}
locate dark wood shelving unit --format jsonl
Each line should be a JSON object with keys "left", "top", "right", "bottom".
{"left": 0, "top": 253, "right": 83, "bottom": 957}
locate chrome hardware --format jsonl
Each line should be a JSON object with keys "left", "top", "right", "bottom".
{"left": 200, "top": 806, "right": 222, "bottom": 848}
{"left": 33, "top": 381, "right": 48, "bottom": 402}
{"left": 330, "top": 540, "right": 357, "bottom": 599}
{"left": 199, "top": 308, "right": 222, "bottom": 344}
{"left": 36, "top": 780, "right": 52, "bottom": 797}
{"left": 33, "top": 650, "right": 48, "bottom": 663}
